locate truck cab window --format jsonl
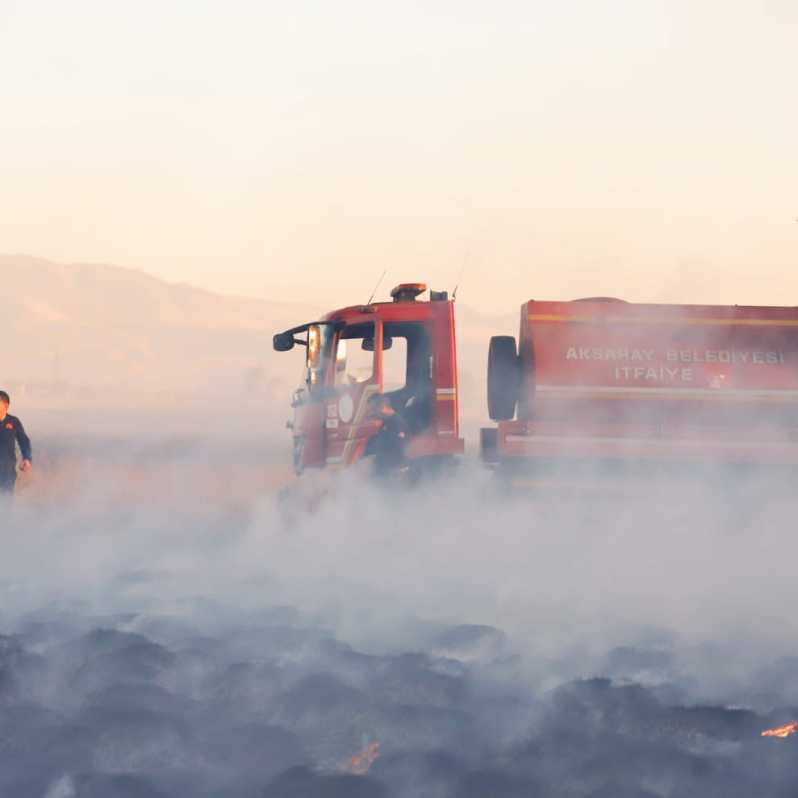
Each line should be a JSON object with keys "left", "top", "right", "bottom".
{"left": 382, "top": 336, "right": 408, "bottom": 392}
{"left": 382, "top": 322, "right": 432, "bottom": 434}
{"left": 335, "top": 323, "right": 376, "bottom": 386}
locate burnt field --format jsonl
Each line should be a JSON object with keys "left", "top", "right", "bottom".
{"left": 2, "top": 609, "right": 798, "bottom": 798}
{"left": 4, "top": 446, "right": 798, "bottom": 797}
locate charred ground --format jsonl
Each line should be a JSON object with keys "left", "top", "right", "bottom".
{"left": 1, "top": 611, "right": 798, "bottom": 798}
{"left": 3, "top": 441, "right": 798, "bottom": 797}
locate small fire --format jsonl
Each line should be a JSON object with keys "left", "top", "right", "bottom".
{"left": 346, "top": 741, "right": 381, "bottom": 775}
{"left": 761, "top": 722, "right": 798, "bottom": 739}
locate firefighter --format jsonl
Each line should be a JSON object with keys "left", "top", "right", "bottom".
{"left": 369, "top": 394, "right": 409, "bottom": 475}
{"left": 0, "top": 391, "right": 32, "bottom": 496}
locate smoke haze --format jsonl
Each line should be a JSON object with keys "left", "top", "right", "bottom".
{"left": 2, "top": 2, "right": 797, "bottom": 313}
{"left": 4, "top": 418, "right": 798, "bottom": 795}
{"left": 2, "top": 0, "right": 798, "bottom": 786}
{"left": 3, "top": 258, "right": 798, "bottom": 795}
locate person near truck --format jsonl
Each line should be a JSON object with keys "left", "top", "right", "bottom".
{"left": 0, "top": 391, "right": 32, "bottom": 496}
{"left": 368, "top": 393, "right": 409, "bottom": 474}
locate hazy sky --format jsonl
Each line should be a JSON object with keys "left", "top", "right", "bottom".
{"left": 1, "top": 1, "right": 796, "bottom": 313}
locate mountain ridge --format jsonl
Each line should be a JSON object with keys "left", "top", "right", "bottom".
{"left": 1, "top": 255, "right": 502, "bottom": 429}
{"left": 0, "top": 254, "right": 323, "bottom": 331}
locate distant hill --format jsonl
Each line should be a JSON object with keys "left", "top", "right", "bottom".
{"left": 1, "top": 255, "right": 321, "bottom": 407}
{"left": 1, "top": 255, "right": 512, "bottom": 435}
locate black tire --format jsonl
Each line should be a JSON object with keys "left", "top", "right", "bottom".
{"left": 488, "top": 336, "right": 520, "bottom": 421}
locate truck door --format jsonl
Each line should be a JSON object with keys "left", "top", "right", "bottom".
{"left": 325, "top": 321, "right": 382, "bottom": 467}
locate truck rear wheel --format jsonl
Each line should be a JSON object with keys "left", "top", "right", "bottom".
{"left": 488, "top": 336, "right": 520, "bottom": 421}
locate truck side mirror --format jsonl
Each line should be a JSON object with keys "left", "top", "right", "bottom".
{"left": 273, "top": 333, "right": 295, "bottom": 352}
{"left": 362, "top": 336, "right": 392, "bottom": 351}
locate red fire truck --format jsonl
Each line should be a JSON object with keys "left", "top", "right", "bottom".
{"left": 273, "top": 284, "right": 464, "bottom": 474}
{"left": 274, "top": 285, "right": 798, "bottom": 475}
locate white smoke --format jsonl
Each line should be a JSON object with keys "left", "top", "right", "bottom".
{"left": 4, "top": 438, "right": 798, "bottom": 709}
{"left": 3, "top": 421, "right": 798, "bottom": 797}
{"left": 43, "top": 776, "right": 75, "bottom": 798}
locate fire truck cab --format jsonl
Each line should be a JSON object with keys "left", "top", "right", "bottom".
{"left": 274, "top": 284, "right": 464, "bottom": 474}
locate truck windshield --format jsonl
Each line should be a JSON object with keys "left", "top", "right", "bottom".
{"left": 305, "top": 323, "right": 337, "bottom": 393}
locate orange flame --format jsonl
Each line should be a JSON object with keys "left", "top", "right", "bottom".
{"left": 761, "top": 722, "right": 798, "bottom": 739}
{"left": 346, "top": 741, "right": 381, "bottom": 775}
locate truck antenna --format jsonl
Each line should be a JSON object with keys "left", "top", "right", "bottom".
{"left": 452, "top": 261, "right": 467, "bottom": 302}
{"left": 367, "top": 269, "right": 387, "bottom": 305}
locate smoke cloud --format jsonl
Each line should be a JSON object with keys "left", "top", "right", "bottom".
{"left": 3, "top": 427, "right": 798, "bottom": 797}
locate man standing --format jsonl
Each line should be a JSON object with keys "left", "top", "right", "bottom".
{"left": 368, "top": 394, "right": 408, "bottom": 475}
{"left": 0, "top": 391, "right": 32, "bottom": 496}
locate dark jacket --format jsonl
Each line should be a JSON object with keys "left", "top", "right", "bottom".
{"left": 0, "top": 414, "right": 32, "bottom": 470}
{"left": 372, "top": 410, "right": 408, "bottom": 473}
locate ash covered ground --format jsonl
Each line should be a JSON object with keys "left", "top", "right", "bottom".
{"left": 3, "top": 439, "right": 798, "bottom": 797}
